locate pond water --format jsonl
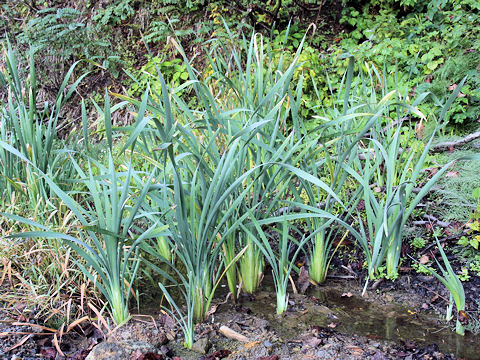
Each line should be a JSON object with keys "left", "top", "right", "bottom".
{"left": 244, "top": 285, "right": 480, "bottom": 359}
{"left": 139, "top": 273, "right": 480, "bottom": 359}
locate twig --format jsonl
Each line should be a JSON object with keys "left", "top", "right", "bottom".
{"left": 412, "top": 214, "right": 451, "bottom": 228}
{"left": 4, "top": 334, "right": 32, "bottom": 353}
{"left": 326, "top": 275, "right": 355, "bottom": 279}
{"left": 219, "top": 325, "right": 249, "bottom": 342}
{"left": 430, "top": 131, "right": 480, "bottom": 153}
{"left": 420, "top": 232, "right": 467, "bottom": 255}
{"left": 341, "top": 265, "right": 358, "bottom": 278}
{"left": 416, "top": 282, "right": 450, "bottom": 303}
{"left": 369, "top": 279, "right": 383, "bottom": 291}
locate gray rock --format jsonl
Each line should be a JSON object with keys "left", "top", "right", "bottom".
{"left": 107, "top": 322, "right": 168, "bottom": 347}
{"left": 85, "top": 340, "right": 158, "bottom": 360}
{"left": 191, "top": 337, "right": 210, "bottom": 354}
{"left": 372, "top": 351, "right": 388, "bottom": 360}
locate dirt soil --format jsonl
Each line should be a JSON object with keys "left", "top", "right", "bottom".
{"left": 1, "top": 271, "right": 479, "bottom": 360}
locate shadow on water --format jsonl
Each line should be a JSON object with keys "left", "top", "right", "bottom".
{"left": 313, "top": 288, "right": 479, "bottom": 359}
{"left": 245, "top": 283, "right": 480, "bottom": 360}
{"left": 138, "top": 267, "right": 479, "bottom": 359}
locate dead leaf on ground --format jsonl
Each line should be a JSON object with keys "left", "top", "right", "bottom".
{"left": 303, "top": 336, "right": 322, "bottom": 348}
{"left": 416, "top": 121, "right": 425, "bottom": 139}
{"left": 131, "top": 350, "right": 164, "bottom": 360}
{"left": 39, "top": 347, "right": 57, "bottom": 359}
{"left": 327, "top": 323, "right": 338, "bottom": 329}
{"left": 419, "top": 255, "right": 429, "bottom": 265}
{"left": 341, "top": 292, "right": 353, "bottom": 298}
{"left": 159, "top": 313, "right": 176, "bottom": 328}
{"left": 204, "top": 350, "right": 231, "bottom": 360}
{"left": 297, "top": 266, "right": 310, "bottom": 294}
{"left": 446, "top": 171, "right": 459, "bottom": 178}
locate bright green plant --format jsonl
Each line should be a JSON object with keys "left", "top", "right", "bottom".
{"left": 458, "top": 268, "right": 470, "bottom": 282}
{"left": 117, "top": 23, "right": 346, "bottom": 347}
{"left": 415, "top": 236, "right": 467, "bottom": 335}
{"left": 117, "top": 67, "right": 269, "bottom": 348}
{"left": 0, "top": 94, "right": 160, "bottom": 325}
{"left": 410, "top": 237, "right": 427, "bottom": 250}
{"left": 238, "top": 230, "right": 265, "bottom": 294}
{"left": 244, "top": 215, "right": 310, "bottom": 314}
{"left": 295, "top": 56, "right": 366, "bottom": 284}
{"left": 469, "top": 256, "right": 480, "bottom": 276}
{"left": 412, "top": 262, "right": 432, "bottom": 275}
{"left": 128, "top": 56, "right": 189, "bottom": 98}
{"left": 0, "top": 39, "right": 86, "bottom": 207}
{"left": 458, "top": 187, "right": 480, "bottom": 251}
{"left": 222, "top": 218, "right": 240, "bottom": 301}
{"left": 343, "top": 70, "right": 480, "bottom": 283}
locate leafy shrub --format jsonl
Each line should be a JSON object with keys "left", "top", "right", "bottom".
{"left": 339, "top": 0, "right": 480, "bottom": 125}
{"left": 128, "top": 55, "right": 189, "bottom": 98}
{"left": 12, "top": 6, "right": 122, "bottom": 84}
{"left": 92, "top": 0, "right": 135, "bottom": 26}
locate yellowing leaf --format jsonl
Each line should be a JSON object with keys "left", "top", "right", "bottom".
{"left": 468, "top": 221, "right": 480, "bottom": 232}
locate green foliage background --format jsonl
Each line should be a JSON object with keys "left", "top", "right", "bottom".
{"left": 1, "top": 0, "right": 478, "bottom": 128}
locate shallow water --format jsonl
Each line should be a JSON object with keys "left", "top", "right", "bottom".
{"left": 139, "top": 274, "right": 480, "bottom": 359}
{"left": 245, "top": 285, "right": 480, "bottom": 360}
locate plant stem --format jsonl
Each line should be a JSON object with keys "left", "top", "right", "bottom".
{"left": 310, "top": 231, "right": 327, "bottom": 284}
{"left": 276, "top": 290, "right": 288, "bottom": 315}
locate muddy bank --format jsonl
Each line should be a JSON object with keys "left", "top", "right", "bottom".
{"left": 1, "top": 277, "right": 478, "bottom": 359}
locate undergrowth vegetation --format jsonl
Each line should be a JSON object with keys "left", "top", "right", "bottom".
{"left": 1, "top": 0, "right": 480, "bottom": 349}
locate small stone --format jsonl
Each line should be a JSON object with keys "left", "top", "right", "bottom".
{"left": 372, "top": 351, "right": 388, "bottom": 360}
{"left": 191, "top": 337, "right": 210, "bottom": 354}
{"left": 165, "top": 331, "right": 175, "bottom": 341}
{"left": 264, "top": 340, "right": 273, "bottom": 347}
{"left": 85, "top": 340, "right": 158, "bottom": 360}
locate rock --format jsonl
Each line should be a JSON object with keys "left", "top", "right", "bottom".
{"left": 372, "top": 351, "right": 388, "bottom": 360}
{"left": 191, "top": 337, "right": 210, "bottom": 354}
{"left": 85, "top": 340, "right": 159, "bottom": 360}
{"left": 108, "top": 322, "right": 167, "bottom": 347}
{"left": 314, "top": 348, "right": 337, "bottom": 358}
{"left": 384, "top": 294, "right": 394, "bottom": 302}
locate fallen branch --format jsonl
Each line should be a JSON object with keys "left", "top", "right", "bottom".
{"left": 412, "top": 214, "right": 451, "bottom": 228}
{"left": 430, "top": 131, "right": 480, "bottom": 153}
{"left": 219, "top": 325, "right": 249, "bottom": 342}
